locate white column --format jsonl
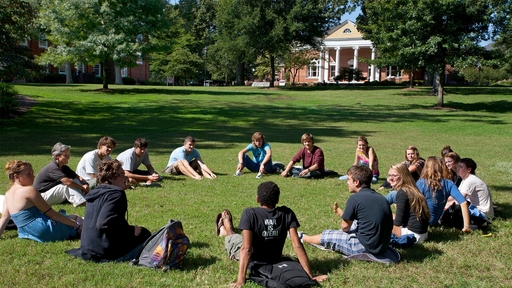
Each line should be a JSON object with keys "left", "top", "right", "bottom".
{"left": 352, "top": 46, "right": 359, "bottom": 82}
{"left": 370, "top": 47, "right": 376, "bottom": 82}
{"left": 335, "top": 47, "right": 341, "bottom": 77}
{"left": 318, "top": 51, "right": 323, "bottom": 82}
{"left": 324, "top": 48, "right": 330, "bottom": 82}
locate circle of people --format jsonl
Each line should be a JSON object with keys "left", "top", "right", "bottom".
{"left": 0, "top": 133, "right": 494, "bottom": 287}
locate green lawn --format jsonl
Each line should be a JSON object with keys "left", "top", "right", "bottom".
{"left": 1, "top": 84, "right": 511, "bottom": 287}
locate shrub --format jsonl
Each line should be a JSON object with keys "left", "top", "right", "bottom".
{"left": 140, "top": 80, "right": 165, "bottom": 86}
{"left": 42, "top": 73, "right": 66, "bottom": 83}
{"left": 0, "top": 83, "right": 19, "bottom": 118}
{"left": 122, "top": 77, "right": 136, "bottom": 85}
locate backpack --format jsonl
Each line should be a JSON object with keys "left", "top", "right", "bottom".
{"left": 131, "top": 219, "right": 190, "bottom": 271}
{"left": 439, "top": 203, "right": 492, "bottom": 230}
{"left": 249, "top": 258, "right": 318, "bottom": 288}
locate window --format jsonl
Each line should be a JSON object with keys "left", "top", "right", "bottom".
{"left": 94, "top": 64, "right": 101, "bottom": 77}
{"left": 121, "top": 67, "right": 128, "bottom": 77}
{"left": 76, "top": 63, "right": 84, "bottom": 75}
{"left": 20, "top": 39, "right": 28, "bottom": 46}
{"left": 330, "top": 65, "right": 336, "bottom": 77}
{"left": 307, "top": 59, "right": 319, "bottom": 78}
{"left": 136, "top": 52, "right": 143, "bottom": 65}
{"left": 39, "top": 35, "right": 48, "bottom": 48}
{"left": 58, "top": 66, "right": 66, "bottom": 74}
{"left": 343, "top": 28, "right": 352, "bottom": 34}
{"left": 386, "top": 66, "right": 402, "bottom": 78}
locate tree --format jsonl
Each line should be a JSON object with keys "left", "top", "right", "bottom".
{"left": 213, "top": 0, "right": 351, "bottom": 87}
{"left": 357, "top": 0, "right": 493, "bottom": 106}
{"left": 0, "top": 0, "right": 41, "bottom": 81}
{"left": 494, "top": 1, "right": 512, "bottom": 74}
{"left": 280, "top": 47, "right": 316, "bottom": 84}
{"left": 36, "top": 0, "right": 167, "bottom": 91}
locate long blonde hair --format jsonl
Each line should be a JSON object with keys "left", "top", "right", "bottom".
{"left": 420, "top": 157, "right": 446, "bottom": 199}
{"left": 391, "top": 163, "right": 430, "bottom": 222}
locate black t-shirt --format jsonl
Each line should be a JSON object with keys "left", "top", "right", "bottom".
{"left": 342, "top": 188, "right": 392, "bottom": 254}
{"left": 238, "top": 206, "right": 299, "bottom": 263}
{"left": 34, "top": 160, "right": 78, "bottom": 193}
{"left": 394, "top": 189, "right": 429, "bottom": 234}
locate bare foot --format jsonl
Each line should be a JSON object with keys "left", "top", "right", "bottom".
{"left": 222, "top": 210, "right": 235, "bottom": 235}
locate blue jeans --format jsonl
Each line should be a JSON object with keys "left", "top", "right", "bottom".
{"left": 242, "top": 154, "right": 274, "bottom": 173}
{"left": 385, "top": 190, "right": 397, "bottom": 205}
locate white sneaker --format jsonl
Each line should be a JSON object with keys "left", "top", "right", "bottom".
{"left": 256, "top": 172, "right": 262, "bottom": 179}
{"left": 234, "top": 171, "right": 242, "bottom": 176}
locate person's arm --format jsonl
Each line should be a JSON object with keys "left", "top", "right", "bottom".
{"left": 352, "top": 150, "right": 359, "bottom": 166}
{"left": 237, "top": 148, "right": 249, "bottom": 171}
{"left": 60, "top": 176, "right": 89, "bottom": 194}
{"left": 393, "top": 190, "right": 407, "bottom": 227}
{"left": 145, "top": 163, "right": 157, "bottom": 176}
{"left": 259, "top": 148, "right": 272, "bottom": 173}
{"left": 368, "top": 148, "right": 376, "bottom": 173}
{"left": 460, "top": 201, "right": 471, "bottom": 233}
{"left": 123, "top": 170, "right": 159, "bottom": 182}
{"left": 281, "top": 160, "right": 295, "bottom": 177}
{"left": 341, "top": 218, "right": 353, "bottom": 232}
{"left": 230, "top": 229, "right": 252, "bottom": 288}
{"left": 197, "top": 159, "right": 216, "bottom": 178}
{"left": 0, "top": 200, "right": 12, "bottom": 238}
{"left": 299, "top": 164, "right": 318, "bottom": 177}
{"left": 289, "top": 227, "right": 328, "bottom": 282}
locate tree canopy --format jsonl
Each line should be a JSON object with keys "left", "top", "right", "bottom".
{"left": 357, "top": 0, "right": 494, "bottom": 106}
{"left": 36, "top": 0, "right": 167, "bottom": 90}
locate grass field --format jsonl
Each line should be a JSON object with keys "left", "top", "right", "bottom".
{"left": 1, "top": 84, "right": 511, "bottom": 287}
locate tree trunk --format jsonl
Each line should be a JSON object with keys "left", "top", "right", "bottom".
{"left": 65, "top": 61, "right": 73, "bottom": 84}
{"left": 435, "top": 72, "right": 444, "bottom": 107}
{"left": 115, "top": 66, "right": 123, "bottom": 85}
{"left": 236, "top": 60, "right": 244, "bottom": 86}
{"left": 409, "top": 66, "right": 414, "bottom": 88}
{"left": 102, "top": 61, "right": 108, "bottom": 91}
{"left": 270, "top": 55, "right": 275, "bottom": 88}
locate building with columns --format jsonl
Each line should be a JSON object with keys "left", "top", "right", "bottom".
{"left": 286, "top": 20, "right": 418, "bottom": 84}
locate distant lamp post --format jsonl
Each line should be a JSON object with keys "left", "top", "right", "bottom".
{"left": 203, "top": 46, "right": 208, "bottom": 86}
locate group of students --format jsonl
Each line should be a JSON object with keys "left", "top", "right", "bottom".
{"left": 0, "top": 133, "right": 496, "bottom": 287}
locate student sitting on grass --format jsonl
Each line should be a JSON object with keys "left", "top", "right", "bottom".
{"left": 300, "top": 165, "right": 393, "bottom": 256}
{"left": 387, "top": 163, "right": 430, "bottom": 243}
{"left": 444, "top": 151, "right": 462, "bottom": 187}
{"left": 339, "top": 136, "right": 379, "bottom": 184}
{"left": 69, "top": 159, "right": 151, "bottom": 262}
{"left": 0, "top": 160, "right": 82, "bottom": 242}
{"left": 280, "top": 133, "right": 325, "bottom": 178}
{"left": 76, "top": 136, "right": 117, "bottom": 189}
{"left": 164, "top": 136, "right": 216, "bottom": 180}
{"left": 116, "top": 138, "right": 161, "bottom": 186}
{"left": 216, "top": 181, "right": 327, "bottom": 287}
{"left": 234, "top": 132, "right": 282, "bottom": 178}
{"left": 416, "top": 157, "right": 471, "bottom": 232}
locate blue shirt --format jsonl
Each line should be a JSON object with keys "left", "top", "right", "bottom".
{"left": 245, "top": 142, "right": 271, "bottom": 164}
{"left": 167, "top": 146, "right": 201, "bottom": 167}
{"left": 416, "top": 178, "right": 466, "bottom": 225}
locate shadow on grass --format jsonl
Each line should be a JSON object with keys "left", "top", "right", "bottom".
{"left": 427, "top": 227, "right": 466, "bottom": 242}
{"left": 492, "top": 202, "right": 512, "bottom": 220}
{"left": 398, "top": 245, "right": 444, "bottom": 263}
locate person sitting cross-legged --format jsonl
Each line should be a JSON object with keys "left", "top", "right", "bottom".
{"left": 301, "top": 165, "right": 393, "bottom": 256}
{"left": 216, "top": 181, "right": 327, "bottom": 287}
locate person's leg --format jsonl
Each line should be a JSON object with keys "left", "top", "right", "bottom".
{"left": 242, "top": 154, "right": 259, "bottom": 172}
{"left": 86, "top": 178, "right": 97, "bottom": 189}
{"left": 385, "top": 190, "right": 397, "bottom": 205}
{"left": 263, "top": 161, "right": 273, "bottom": 174}
{"left": 372, "top": 174, "right": 379, "bottom": 184}
{"left": 316, "top": 229, "right": 366, "bottom": 256}
{"left": 176, "top": 160, "right": 202, "bottom": 180}
{"left": 301, "top": 234, "right": 322, "bottom": 245}
{"left": 290, "top": 167, "right": 303, "bottom": 177}
{"left": 40, "top": 185, "right": 70, "bottom": 205}
{"left": 67, "top": 186, "right": 87, "bottom": 207}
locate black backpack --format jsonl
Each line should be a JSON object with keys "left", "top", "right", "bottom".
{"left": 249, "top": 258, "right": 318, "bottom": 288}
{"left": 131, "top": 219, "right": 190, "bottom": 271}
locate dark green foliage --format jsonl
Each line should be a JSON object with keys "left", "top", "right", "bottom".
{"left": 0, "top": 83, "right": 19, "bottom": 118}
{"left": 140, "top": 80, "right": 166, "bottom": 86}
{"left": 41, "top": 74, "right": 66, "bottom": 84}
{"left": 334, "top": 68, "right": 366, "bottom": 82}
{"left": 122, "top": 77, "right": 136, "bottom": 85}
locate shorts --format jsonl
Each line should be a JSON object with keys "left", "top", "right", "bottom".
{"left": 225, "top": 234, "right": 243, "bottom": 261}
{"left": 400, "top": 227, "right": 428, "bottom": 243}
{"left": 320, "top": 229, "right": 366, "bottom": 256}
{"left": 164, "top": 163, "right": 181, "bottom": 175}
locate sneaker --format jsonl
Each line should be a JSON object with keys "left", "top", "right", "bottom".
{"left": 256, "top": 172, "right": 262, "bottom": 179}
{"left": 234, "top": 171, "right": 242, "bottom": 176}
{"left": 338, "top": 175, "right": 349, "bottom": 181}
{"left": 287, "top": 231, "right": 304, "bottom": 243}
{"left": 309, "top": 242, "right": 332, "bottom": 252}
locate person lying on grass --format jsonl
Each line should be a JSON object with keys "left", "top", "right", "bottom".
{"left": 301, "top": 165, "right": 393, "bottom": 256}
{"left": 164, "top": 136, "right": 216, "bottom": 180}
{"left": 280, "top": 133, "right": 325, "bottom": 179}
{"left": 0, "top": 160, "right": 82, "bottom": 242}
{"left": 216, "top": 181, "right": 327, "bottom": 287}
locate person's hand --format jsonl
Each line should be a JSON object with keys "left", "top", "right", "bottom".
{"left": 228, "top": 281, "right": 244, "bottom": 288}
{"left": 312, "top": 275, "right": 328, "bottom": 282}
{"left": 148, "top": 173, "right": 159, "bottom": 182}
{"left": 299, "top": 169, "right": 309, "bottom": 177}
{"left": 462, "top": 226, "right": 471, "bottom": 233}
{"left": 237, "top": 163, "right": 243, "bottom": 171}
{"left": 259, "top": 165, "right": 265, "bottom": 174}
{"left": 134, "top": 226, "right": 142, "bottom": 236}
{"left": 333, "top": 202, "right": 343, "bottom": 217}
{"left": 281, "top": 170, "right": 288, "bottom": 177}
{"left": 82, "top": 184, "right": 90, "bottom": 194}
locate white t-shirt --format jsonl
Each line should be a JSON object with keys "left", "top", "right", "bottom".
{"left": 459, "top": 174, "right": 494, "bottom": 218}
{"left": 76, "top": 150, "right": 111, "bottom": 180}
